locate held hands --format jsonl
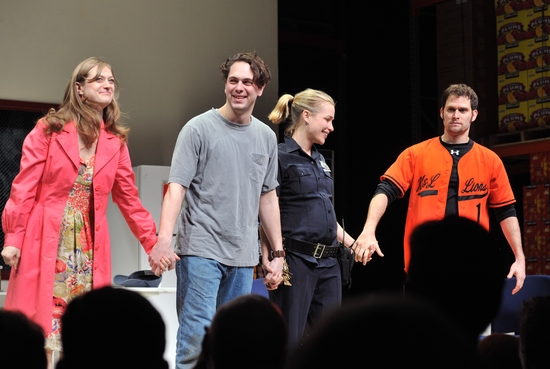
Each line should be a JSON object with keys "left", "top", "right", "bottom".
{"left": 262, "top": 257, "right": 284, "bottom": 290}
{"left": 1, "top": 246, "right": 20, "bottom": 270}
{"left": 352, "top": 231, "right": 384, "bottom": 266}
{"left": 148, "top": 241, "right": 180, "bottom": 277}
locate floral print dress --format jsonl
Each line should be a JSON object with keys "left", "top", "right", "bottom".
{"left": 45, "top": 156, "right": 95, "bottom": 352}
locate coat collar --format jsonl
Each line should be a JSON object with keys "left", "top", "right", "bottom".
{"left": 55, "top": 121, "right": 121, "bottom": 173}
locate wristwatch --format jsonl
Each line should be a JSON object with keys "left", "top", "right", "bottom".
{"left": 270, "top": 250, "right": 286, "bottom": 258}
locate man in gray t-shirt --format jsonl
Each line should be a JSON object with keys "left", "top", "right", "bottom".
{"left": 148, "top": 52, "right": 285, "bottom": 369}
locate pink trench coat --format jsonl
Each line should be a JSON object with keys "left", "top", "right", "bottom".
{"left": 2, "top": 120, "right": 157, "bottom": 333}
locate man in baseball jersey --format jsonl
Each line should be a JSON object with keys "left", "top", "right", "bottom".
{"left": 353, "top": 83, "right": 525, "bottom": 294}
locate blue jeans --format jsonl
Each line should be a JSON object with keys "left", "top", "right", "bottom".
{"left": 175, "top": 255, "right": 253, "bottom": 369}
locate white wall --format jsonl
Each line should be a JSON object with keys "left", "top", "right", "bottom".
{"left": 0, "top": 0, "right": 279, "bottom": 166}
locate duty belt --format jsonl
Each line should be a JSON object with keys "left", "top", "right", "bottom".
{"left": 284, "top": 237, "right": 339, "bottom": 258}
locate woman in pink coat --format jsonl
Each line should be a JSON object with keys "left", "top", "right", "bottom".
{"left": 1, "top": 57, "right": 174, "bottom": 368}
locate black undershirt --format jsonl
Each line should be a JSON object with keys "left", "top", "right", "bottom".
{"left": 374, "top": 138, "right": 517, "bottom": 222}
{"left": 440, "top": 138, "right": 473, "bottom": 216}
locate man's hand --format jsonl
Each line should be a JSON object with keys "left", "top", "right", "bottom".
{"left": 352, "top": 231, "right": 384, "bottom": 266}
{"left": 507, "top": 259, "right": 526, "bottom": 294}
{"left": 263, "top": 257, "right": 284, "bottom": 290}
{"left": 148, "top": 242, "right": 180, "bottom": 276}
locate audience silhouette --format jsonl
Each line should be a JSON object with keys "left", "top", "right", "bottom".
{"left": 519, "top": 295, "right": 550, "bottom": 369}
{"left": 193, "top": 293, "right": 288, "bottom": 369}
{"left": 0, "top": 309, "right": 47, "bottom": 369}
{"left": 285, "top": 291, "right": 479, "bottom": 369}
{"left": 55, "top": 286, "right": 168, "bottom": 369}
{"left": 478, "top": 333, "right": 521, "bottom": 369}
{"left": 405, "top": 216, "right": 506, "bottom": 348}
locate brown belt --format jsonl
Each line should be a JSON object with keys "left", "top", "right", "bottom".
{"left": 284, "top": 237, "right": 338, "bottom": 258}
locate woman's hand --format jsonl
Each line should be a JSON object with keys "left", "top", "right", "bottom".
{"left": 1, "top": 246, "right": 21, "bottom": 270}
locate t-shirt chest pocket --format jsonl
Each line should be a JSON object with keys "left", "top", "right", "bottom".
{"left": 249, "top": 153, "right": 268, "bottom": 183}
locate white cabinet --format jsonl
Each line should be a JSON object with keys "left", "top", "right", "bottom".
{"left": 107, "top": 165, "right": 178, "bottom": 369}
{"left": 108, "top": 165, "right": 177, "bottom": 287}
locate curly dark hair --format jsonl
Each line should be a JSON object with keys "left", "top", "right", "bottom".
{"left": 220, "top": 51, "right": 272, "bottom": 88}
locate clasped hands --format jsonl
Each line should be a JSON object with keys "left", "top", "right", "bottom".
{"left": 148, "top": 242, "right": 180, "bottom": 276}
{"left": 262, "top": 257, "right": 284, "bottom": 291}
{"left": 351, "top": 232, "right": 385, "bottom": 266}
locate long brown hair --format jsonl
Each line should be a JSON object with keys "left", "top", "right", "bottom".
{"left": 43, "top": 57, "right": 129, "bottom": 147}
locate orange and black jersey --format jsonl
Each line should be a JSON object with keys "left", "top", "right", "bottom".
{"left": 379, "top": 137, "right": 516, "bottom": 270}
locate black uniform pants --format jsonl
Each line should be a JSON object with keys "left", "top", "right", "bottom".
{"left": 268, "top": 251, "right": 341, "bottom": 348}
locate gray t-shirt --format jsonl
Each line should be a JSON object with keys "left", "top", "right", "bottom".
{"left": 169, "top": 108, "right": 278, "bottom": 267}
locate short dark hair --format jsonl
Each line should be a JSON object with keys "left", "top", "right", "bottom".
{"left": 440, "top": 83, "right": 478, "bottom": 111}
